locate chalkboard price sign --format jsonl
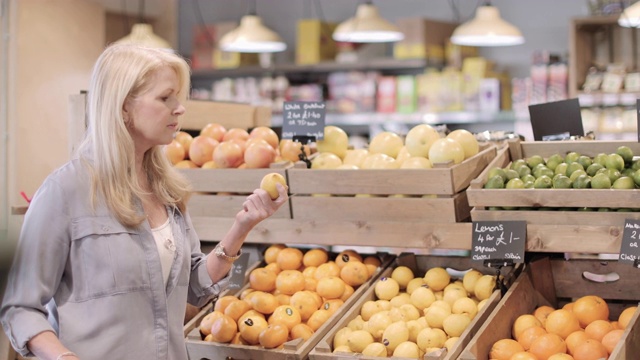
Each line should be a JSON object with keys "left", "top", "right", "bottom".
{"left": 281, "top": 101, "right": 326, "bottom": 140}
{"left": 619, "top": 219, "right": 640, "bottom": 266}
{"left": 227, "top": 252, "right": 250, "bottom": 289}
{"left": 471, "top": 221, "right": 526, "bottom": 263}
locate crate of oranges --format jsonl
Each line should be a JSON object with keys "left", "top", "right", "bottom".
{"left": 185, "top": 244, "right": 393, "bottom": 360}
{"left": 308, "top": 253, "right": 521, "bottom": 360}
{"left": 459, "top": 256, "right": 640, "bottom": 360}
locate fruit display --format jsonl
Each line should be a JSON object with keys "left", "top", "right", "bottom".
{"left": 309, "top": 255, "right": 510, "bottom": 360}
{"left": 187, "top": 245, "right": 388, "bottom": 359}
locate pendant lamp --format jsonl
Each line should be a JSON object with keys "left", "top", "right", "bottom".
{"left": 451, "top": 3, "right": 524, "bottom": 47}
{"left": 619, "top": 1, "right": 640, "bottom": 27}
{"left": 332, "top": 2, "right": 404, "bottom": 43}
{"left": 114, "top": 23, "right": 172, "bottom": 49}
{"left": 219, "top": 15, "right": 287, "bottom": 53}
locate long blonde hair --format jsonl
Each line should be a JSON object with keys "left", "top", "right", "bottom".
{"left": 77, "top": 44, "right": 191, "bottom": 227}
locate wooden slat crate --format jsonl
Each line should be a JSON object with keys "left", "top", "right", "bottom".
{"left": 466, "top": 140, "right": 640, "bottom": 254}
{"left": 181, "top": 99, "right": 272, "bottom": 131}
{"left": 286, "top": 144, "right": 496, "bottom": 223}
{"left": 185, "top": 251, "right": 394, "bottom": 360}
{"left": 459, "top": 257, "right": 640, "bottom": 360}
{"left": 308, "top": 254, "right": 522, "bottom": 360}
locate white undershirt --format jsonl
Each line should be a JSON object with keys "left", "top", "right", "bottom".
{"left": 151, "top": 217, "right": 176, "bottom": 286}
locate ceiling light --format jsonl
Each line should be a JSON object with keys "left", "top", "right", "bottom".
{"left": 114, "top": 23, "right": 172, "bottom": 49}
{"left": 451, "top": 3, "right": 525, "bottom": 47}
{"left": 219, "top": 15, "right": 287, "bottom": 53}
{"left": 619, "top": 2, "right": 640, "bottom": 27}
{"left": 332, "top": 2, "right": 404, "bottom": 43}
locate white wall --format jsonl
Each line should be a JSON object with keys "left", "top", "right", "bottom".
{"left": 177, "top": 0, "right": 591, "bottom": 78}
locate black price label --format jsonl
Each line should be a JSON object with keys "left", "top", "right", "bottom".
{"left": 471, "top": 221, "right": 526, "bottom": 263}
{"left": 281, "top": 101, "right": 326, "bottom": 140}
{"left": 228, "top": 252, "right": 250, "bottom": 289}
{"left": 619, "top": 219, "right": 640, "bottom": 266}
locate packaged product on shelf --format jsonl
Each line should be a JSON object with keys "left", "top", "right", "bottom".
{"left": 191, "top": 24, "right": 216, "bottom": 70}
{"left": 296, "top": 19, "right": 338, "bottom": 65}
{"left": 416, "top": 70, "right": 443, "bottom": 113}
{"left": 376, "top": 76, "right": 397, "bottom": 113}
{"left": 478, "top": 78, "right": 501, "bottom": 113}
{"left": 395, "top": 75, "right": 417, "bottom": 113}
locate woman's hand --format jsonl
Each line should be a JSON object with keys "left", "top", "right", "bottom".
{"left": 236, "top": 183, "right": 288, "bottom": 230}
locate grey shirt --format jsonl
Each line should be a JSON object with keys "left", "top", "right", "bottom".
{"left": 1, "top": 158, "right": 229, "bottom": 359}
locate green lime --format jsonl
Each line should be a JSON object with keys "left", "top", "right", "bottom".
{"left": 524, "top": 181, "right": 534, "bottom": 189}
{"left": 533, "top": 166, "right": 554, "bottom": 179}
{"left": 586, "top": 163, "right": 604, "bottom": 177}
{"left": 533, "top": 175, "right": 553, "bottom": 189}
{"left": 600, "top": 168, "right": 621, "bottom": 184}
{"left": 552, "top": 175, "right": 572, "bottom": 189}
{"left": 565, "top": 162, "right": 585, "bottom": 177}
{"left": 504, "top": 169, "right": 520, "bottom": 181}
{"left": 605, "top": 153, "right": 625, "bottom": 171}
{"left": 594, "top": 153, "right": 608, "bottom": 167}
{"left": 572, "top": 174, "right": 591, "bottom": 189}
{"left": 577, "top": 156, "right": 593, "bottom": 170}
{"left": 633, "top": 169, "right": 640, "bottom": 187}
{"left": 547, "top": 153, "right": 564, "bottom": 165}
{"left": 516, "top": 165, "right": 532, "bottom": 178}
{"left": 616, "top": 145, "right": 634, "bottom": 164}
{"left": 569, "top": 169, "right": 587, "bottom": 182}
{"left": 522, "top": 174, "right": 536, "bottom": 183}
{"left": 506, "top": 178, "right": 525, "bottom": 189}
{"left": 591, "top": 173, "right": 612, "bottom": 189}
{"left": 612, "top": 176, "right": 635, "bottom": 189}
{"left": 526, "top": 155, "right": 545, "bottom": 169}
{"left": 565, "top": 152, "right": 581, "bottom": 164}
{"left": 598, "top": 207, "right": 611, "bottom": 212}
{"left": 484, "top": 175, "right": 505, "bottom": 189}
{"left": 632, "top": 159, "right": 640, "bottom": 171}
{"left": 510, "top": 159, "right": 527, "bottom": 170}
{"left": 488, "top": 167, "right": 507, "bottom": 182}
{"left": 554, "top": 163, "right": 569, "bottom": 177}
{"left": 545, "top": 158, "right": 561, "bottom": 171}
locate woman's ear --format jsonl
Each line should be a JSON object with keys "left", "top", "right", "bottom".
{"left": 122, "top": 100, "right": 131, "bottom": 123}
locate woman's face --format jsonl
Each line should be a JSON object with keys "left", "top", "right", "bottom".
{"left": 124, "top": 66, "right": 185, "bottom": 155}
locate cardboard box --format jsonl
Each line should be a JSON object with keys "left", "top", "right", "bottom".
{"left": 296, "top": 19, "right": 338, "bottom": 65}
{"left": 394, "top": 18, "right": 458, "bottom": 66}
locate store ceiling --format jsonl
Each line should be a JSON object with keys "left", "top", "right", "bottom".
{"left": 87, "top": 0, "right": 165, "bottom": 17}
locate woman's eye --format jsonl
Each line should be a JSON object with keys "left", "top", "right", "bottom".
{"left": 161, "top": 97, "right": 169, "bottom": 102}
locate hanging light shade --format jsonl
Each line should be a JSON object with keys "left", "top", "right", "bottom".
{"left": 219, "top": 15, "right": 287, "bottom": 53}
{"left": 332, "top": 3, "right": 404, "bottom": 43}
{"left": 619, "top": 2, "right": 640, "bottom": 27}
{"left": 114, "top": 23, "right": 172, "bottom": 49}
{"left": 451, "top": 4, "right": 525, "bottom": 47}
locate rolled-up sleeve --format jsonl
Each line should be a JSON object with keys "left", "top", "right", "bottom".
{"left": 1, "top": 177, "right": 70, "bottom": 356}
{"left": 183, "top": 212, "right": 230, "bottom": 308}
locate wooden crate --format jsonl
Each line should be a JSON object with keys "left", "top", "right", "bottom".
{"left": 466, "top": 140, "right": 640, "bottom": 253}
{"left": 185, "top": 251, "right": 394, "bottom": 360}
{"left": 308, "top": 254, "right": 522, "bottom": 360}
{"left": 286, "top": 143, "right": 496, "bottom": 223}
{"left": 181, "top": 99, "right": 272, "bottom": 131}
{"left": 459, "top": 257, "right": 640, "bottom": 360}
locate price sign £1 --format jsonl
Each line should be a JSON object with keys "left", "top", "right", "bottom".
{"left": 471, "top": 221, "right": 526, "bottom": 263}
{"left": 619, "top": 219, "right": 640, "bottom": 267}
{"left": 281, "top": 101, "right": 326, "bottom": 141}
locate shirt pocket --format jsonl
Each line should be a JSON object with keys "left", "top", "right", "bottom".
{"left": 70, "top": 217, "right": 151, "bottom": 301}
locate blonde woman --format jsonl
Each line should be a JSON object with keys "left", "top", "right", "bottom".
{"left": 0, "top": 44, "right": 288, "bottom": 360}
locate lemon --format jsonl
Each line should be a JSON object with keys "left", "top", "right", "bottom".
{"left": 424, "top": 267, "right": 451, "bottom": 292}
{"left": 393, "top": 341, "right": 421, "bottom": 358}
{"left": 374, "top": 277, "right": 400, "bottom": 300}
{"left": 361, "top": 342, "right": 387, "bottom": 357}
{"left": 347, "top": 329, "right": 374, "bottom": 353}
{"left": 382, "top": 321, "right": 410, "bottom": 352}
{"left": 462, "top": 269, "right": 483, "bottom": 294}
{"left": 410, "top": 286, "right": 436, "bottom": 310}
{"left": 391, "top": 266, "right": 415, "bottom": 289}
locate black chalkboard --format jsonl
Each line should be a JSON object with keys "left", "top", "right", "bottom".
{"left": 227, "top": 252, "right": 251, "bottom": 290}
{"left": 281, "top": 101, "right": 326, "bottom": 140}
{"left": 471, "top": 221, "right": 526, "bottom": 263}
{"left": 637, "top": 100, "right": 640, "bottom": 142}
{"left": 529, "top": 98, "right": 584, "bottom": 141}
{"left": 619, "top": 219, "right": 640, "bottom": 267}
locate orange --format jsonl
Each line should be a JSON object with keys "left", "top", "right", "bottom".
{"left": 302, "top": 266, "right": 317, "bottom": 279}
{"left": 306, "top": 309, "right": 332, "bottom": 331}
{"left": 230, "top": 332, "right": 249, "bottom": 345}
{"left": 259, "top": 323, "right": 289, "bottom": 349}
{"left": 571, "top": 295, "right": 609, "bottom": 328}
{"left": 583, "top": 319, "right": 613, "bottom": 342}
{"left": 545, "top": 309, "right": 581, "bottom": 339}
{"left": 565, "top": 330, "right": 588, "bottom": 355}
{"left": 249, "top": 291, "right": 279, "bottom": 315}
{"left": 264, "top": 262, "right": 281, "bottom": 275}
{"left": 322, "top": 299, "right": 345, "bottom": 316}
{"left": 533, "top": 306, "right": 555, "bottom": 327}
{"left": 513, "top": 314, "right": 544, "bottom": 341}
{"left": 547, "top": 355, "right": 574, "bottom": 360}
{"left": 264, "top": 244, "right": 286, "bottom": 264}
{"left": 213, "top": 295, "right": 239, "bottom": 313}
{"left": 276, "top": 247, "right": 304, "bottom": 270}
{"left": 291, "top": 323, "right": 315, "bottom": 341}
{"left": 198, "top": 310, "right": 224, "bottom": 336}
{"left": 209, "top": 314, "right": 237, "bottom": 343}
{"left": 304, "top": 277, "right": 318, "bottom": 292}
{"left": 510, "top": 352, "right": 540, "bottom": 360}
{"left": 340, "top": 284, "right": 355, "bottom": 302}
{"left": 275, "top": 293, "right": 291, "bottom": 306}
{"left": 275, "top": 269, "right": 305, "bottom": 295}
{"left": 529, "top": 333, "right": 567, "bottom": 360}
{"left": 315, "top": 262, "right": 341, "bottom": 280}
{"left": 340, "top": 261, "right": 370, "bottom": 287}
{"left": 316, "top": 276, "right": 346, "bottom": 300}
{"left": 562, "top": 302, "right": 574, "bottom": 312}
{"left": 303, "top": 248, "right": 329, "bottom": 267}
{"left": 269, "top": 305, "right": 302, "bottom": 331}
{"left": 238, "top": 310, "right": 265, "bottom": 325}
{"left": 571, "top": 338, "right": 608, "bottom": 360}
{"left": 239, "top": 288, "right": 254, "bottom": 300}
{"left": 290, "top": 291, "right": 320, "bottom": 321}
{"left": 224, "top": 299, "right": 252, "bottom": 322}
{"left": 363, "top": 255, "right": 382, "bottom": 276}
{"left": 618, "top": 306, "right": 637, "bottom": 329}
{"left": 249, "top": 267, "right": 277, "bottom": 292}
{"left": 518, "top": 325, "right": 547, "bottom": 351}
{"left": 238, "top": 314, "right": 268, "bottom": 345}
{"left": 489, "top": 338, "right": 525, "bottom": 360}
{"left": 610, "top": 321, "right": 621, "bottom": 330}
{"left": 601, "top": 328, "right": 624, "bottom": 354}
{"left": 334, "top": 249, "right": 363, "bottom": 268}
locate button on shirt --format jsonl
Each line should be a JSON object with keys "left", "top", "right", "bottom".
{"left": 0, "top": 159, "right": 230, "bottom": 360}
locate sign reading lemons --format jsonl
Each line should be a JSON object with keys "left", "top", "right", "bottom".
{"left": 281, "top": 101, "right": 326, "bottom": 140}
{"left": 619, "top": 219, "right": 640, "bottom": 267}
{"left": 471, "top": 221, "right": 526, "bottom": 263}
